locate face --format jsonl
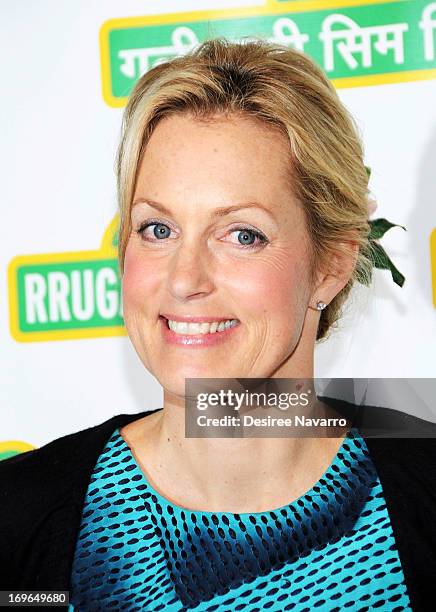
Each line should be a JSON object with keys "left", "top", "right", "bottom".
{"left": 122, "top": 113, "right": 316, "bottom": 398}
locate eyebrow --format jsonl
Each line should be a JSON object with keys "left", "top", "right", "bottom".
{"left": 132, "top": 198, "right": 276, "bottom": 220}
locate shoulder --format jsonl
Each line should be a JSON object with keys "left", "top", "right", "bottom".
{"left": 0, "top": 410, "right": 153, "bottom": 509}
{"left": 364, "top": 436, "right": 436, "bottom": 492}
{"left": 0, "top": 410, "right": 158, "bottom": 588}
{"left": 321, "top": 394, "right": 436, "bottom": 478}
{"left": 363, "top": 432, "right": 436, "bottom": 611}
{"left": 321, "top": 394, "right": 436, "bottom": 438}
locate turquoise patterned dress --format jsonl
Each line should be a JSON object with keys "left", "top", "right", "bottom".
{"left": 69, "top": 427, "right": 411, "bottom": 611}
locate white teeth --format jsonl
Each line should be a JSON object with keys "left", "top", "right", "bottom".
{"left": 167, "top": 319, "right": 238, "bottom": 335}
{"left": 210, "top": 322, "right": 218, "bottom": 334}
{"left": 199, "top": 322, "right": 210, "bottom": 334}
{"left": 168, "top": 320, "right": 188, "bottom": 333}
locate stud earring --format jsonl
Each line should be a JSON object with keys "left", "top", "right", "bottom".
{"left": 316, "top": 300, "right": 327, "bottom": 311}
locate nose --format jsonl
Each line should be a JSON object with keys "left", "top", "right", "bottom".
{"left": 166, "top": 236, "right": 216, "bottom": 302}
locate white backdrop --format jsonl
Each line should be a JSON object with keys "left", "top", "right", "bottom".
{"left": 1, "top": 0, "right": 435, "bottom": 452}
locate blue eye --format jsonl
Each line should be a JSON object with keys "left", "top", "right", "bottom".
{"left": 237, "top": 229, "right": 257, "bottom": 246}
{"left": 136, "top": 220, "right": 268, "bottom": 250}
{"left": 231, "top": 227, "right": 268, "bottom": 250}
{"left": 152, "top": 223, "right": 171, "bottom": 239}
{"left": 136, "top": 221, "right": 171, "bottom": 240}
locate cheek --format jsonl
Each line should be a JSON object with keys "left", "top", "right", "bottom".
{"left": 224, "top": 249, "right": 312, "bottom": 323}
{"left": 122, "top": 243, "right": 162, "bottom": 312}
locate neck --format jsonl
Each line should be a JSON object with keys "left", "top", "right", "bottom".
{"left": 133, "top": 377, "right": 347, "bottom": 514}
{"left": 126, "top": 317, "right": 345, "bottom": 513}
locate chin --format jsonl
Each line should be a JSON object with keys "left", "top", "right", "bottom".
{"left": 163, "top": 361, "right": 224, "bottom": 380}
{"left": 156, "top": 361, "right": 235, "bottom": 395}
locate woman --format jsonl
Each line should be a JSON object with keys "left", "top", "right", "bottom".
{"left": 2, "top": 38, "right": 436, "bottom": 611}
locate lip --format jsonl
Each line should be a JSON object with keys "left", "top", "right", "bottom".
{"left": 160, "top": 313, "right": 238, "bottom": 323}
{"left": 159, "top": 315, "right": 241, "bottom": 347}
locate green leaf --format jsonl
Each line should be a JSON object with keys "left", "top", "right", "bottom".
{"left": 369, "top": 241, "right": 405, "bottom": 287}
{"left": 369, "top": 218, "right": 406, "bottom": 241}
{"left": 365, "top": 165, "right": 372, "bottom": 180}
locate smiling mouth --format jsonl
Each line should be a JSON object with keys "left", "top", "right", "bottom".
{"left": 160, "top": 316, "right": 240, "bottom": 335}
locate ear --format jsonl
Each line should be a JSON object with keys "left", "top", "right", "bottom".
{"left": 310, "top": 241, "right": 359, "bottom": 308}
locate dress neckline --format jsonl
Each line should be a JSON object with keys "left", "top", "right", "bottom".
{"left": 113, "top": 425, "right": 361, "bottom": 518}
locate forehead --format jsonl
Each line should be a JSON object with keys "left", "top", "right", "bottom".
{"left": 133, "top": 113, "right": 297, "bottom": 216}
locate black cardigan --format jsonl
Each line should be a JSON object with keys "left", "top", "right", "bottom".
{"left": 1, "top": 404, "right": 436, "bottom": 611}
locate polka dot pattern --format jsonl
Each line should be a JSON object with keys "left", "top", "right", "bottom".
{"left": 70, "top": 428, "right": 411, "bottom": 611}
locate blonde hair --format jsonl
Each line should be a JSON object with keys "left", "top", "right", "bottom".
{"left": 116, "top": 37, "right": 372, "bottom": 341}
